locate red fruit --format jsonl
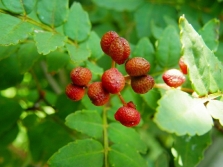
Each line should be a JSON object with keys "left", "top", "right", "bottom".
{"left": 101, "top": 68, "right": 125, "bottom": 94}
{"left": 70, "top": 67, "right": 92, "bottom": 86}
{"left": 125, "top": 57, "right": 150, "bottom": 76}
{"left": 131, "top": 75, "right": 155, "bottom": 94}
{"left": 179, "top": 57, "right": 188, "bottom": 74}
{"left": 100, "top": 31, "right": 119, "bottom": 55}
{"left": 65, "top": 83, "right": 85, "bottom": 101}
{"left": 162, "top": 69, "right": 186, "bottom": 88}
{"left": 109, "top": 37, "right": 131, "bottom": 64}
{"left": 87, "top": 82, "right": 110, "bottom": 106}
{"left": 114, "top": 106, "right": 140, "bottom": 127}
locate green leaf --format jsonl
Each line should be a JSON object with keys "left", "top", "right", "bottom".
{"left": 140, "top": 89, "right": 161, "bottom": 110}
{"left": 154, "top": 89, "right": 213, "bottom": 136}
{"left": 0, "top": 125, "right": 19, "bottom": 146}
{"left": 17, "top": 43, "right": 41, "bottom": 73}
{"left": 108, "top": 123, "right": 147, "bottom": 153}
{"left": 109, "top": 144, "right": 147, "bottom": 167}
{"left": 173, "top": 133, "right": 211, "bottom": 167}
{"left": 0, "top": 96, "right": 22, "bottom": 135}
{"left": 37, "top": 0, "right": 68, "bottom": 27}
{"left": 2, "top": 0, "right": 36, "bottom": 14}
{"left": 66, "top": 43, "right": 90, "bottom": 63}
{"left": 65, "top": 110, "right": 103, "bottom": 139}
{"left": 156, "top": 26, "right": 181, "bottom": 68}
{"left": 34, "top": 31, "right": 66, "bottom": 55}
{"left": 64, "top": 2, "right": 91, "bottom": 42}
{"left": 92, "top": 0, "right": 144, "bottom": 11}
{"left": 46, "top": 51, "right": 69, "bottom": 72}
{"left": 199, "top": 19, "right": 220, "bottom": 52}
{"left": 0, "top": 54, "right": 23, "bottom": 90}
{"left": 0, "top": 13, "right": 33, "bottom": 45}
{"left": 179, "top": 15, "right": 223, "bottom": 96}
{"left": 48, "top": 139, "right": 104, "bottom": 167}
{"left": 133, "top": 37, "right": 155, "bottom": 71}
{"left": 206, "top": 100, "right": 223, "bottom": 126}
{"left": 86, "top": 61, "right": 104, "bottom": 80}
{"left": 0, "top": 45, "right": 18, "bottom": 61}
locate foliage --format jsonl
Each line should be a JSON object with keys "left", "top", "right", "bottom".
{"left": 0, "top": 0, "right": 223, "bottom": 167}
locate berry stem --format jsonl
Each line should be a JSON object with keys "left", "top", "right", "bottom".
{"left": 154, "top": 83, "right": 194, "bottom": 93}
{"left": 102, "top": 107, "right": 109, "bottom": 167}
{"left": 111, "top": 60, "right": 116, "bottom": 68}
{"left": 124, "top": 75, "right": 131, "bottom": 83}
{"left": 117, "top": 92, "right": 127, "bottom": 106}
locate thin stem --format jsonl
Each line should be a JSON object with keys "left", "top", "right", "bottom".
{"left": 103, "top": 107, "right": 109, "bottom": 167}
{"left": 117, "top": 92, "right": 127, "bottom": 106}
{"left": 111, "top": 60, "right": 116, "bottom": 68}
{"left": 154, "top": 83, "right": 194, "bottom": 93}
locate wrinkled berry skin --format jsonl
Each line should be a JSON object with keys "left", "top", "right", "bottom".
{"left": 125, "top": 57, "right": 150, "bottom": 76}
{"left": 109, "top": 37, "right": 131, "bottom": 65}
{"left": 162, "top": 69, "right": 186, "bottom": 88}
{"left": 65, "top": 83, "right": 85, "bottom": 101}
{"left": 178, "top": 57, "right": 188, "bottom": 74}
{"left": 131, "top": 75, "right": 155, "bottom": 94}
{"left": 100, "top": 31, "right": 119, "bottom": 55}
{"left": 115, "top": 106, "right": 140, "bottom": 127}
{"left": 70, "top": 67, "right": 92, "bottom": 86}
{"left": 101, "top": 68, "right": 125, "bottom": 94}
{"left": 87, "top": 82, "right": 110, "bottom": 106}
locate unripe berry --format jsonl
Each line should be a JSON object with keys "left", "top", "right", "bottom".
{"left": 162, "top": 69, "right": 186, "bottom": 88}
{"left": 131, "top": 75, "right": 155, "bottom": 94}
{"left": 70, "top": 67, "right": 92, "bottom": 86}
{"left": 101, "top": 68, "right": 125, "bottom": 94}
{"left": 65, "top": 83, "right": 85, "bottom": 101}
{"left": 100, "top": 31, "right": 119, "bottom": 55}
{"left": 178, "top": 57, "right": 188, "bottom": 74}
{"left": 125, "top": 57, "right": 150, "bottom": 76}
{"left": 87, "top": 82, "right": 110, "bottom": 106}
{"left": 109, "top": 37, "right": 131, "bottom": 65}
{"left": 114, "top": 106, "right": 140, "bottom": 127}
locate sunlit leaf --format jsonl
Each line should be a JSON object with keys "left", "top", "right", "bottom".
{"left": 206, "top": 100, "right": 223, "bottom": 126}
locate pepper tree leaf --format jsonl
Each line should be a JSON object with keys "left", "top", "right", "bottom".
{"left": 37, "top": 0, "right": 68, "bottom": 27}
{"left": 64, "top": 2, "right": 91, "bottom": 42}
{"left": 206, "top": 100, "right": 223, "bottom": 126}
{"left": 2, "top": 0, "right": 36, "bottom": 14}
{"left": 108, "top": 144, "right": 147, "bottom": 167}
{"left": 17, "top": 43, "right": 41, "bottom": 73}
{"left": 179, "top": 15, "right": 223, "bottom": 96}
{"left": 0, "top": 13, "right": 33, "bottom": 45}
{"left": 153, "top": 89, "right": 213, "bottom": 136}
{"left": 65, "top": 110, "right": 103, "bottom": 139}
{"left": 92, "top": 0, "right": 144, "bottom": 12}
{"left": 199, "top": 18, "right": 220, "bottom": 52}
{"left": 156, "top": 26, "right": 181, "bottom": 68}
{"left": 108, "top": 123, "right": 147, "bottom": 153}
{"left": 0, "top": 45, "right": 18, "bottom": 61}
{"left": 48, "top": 139, "right": 104, "bottom": 167}
{"left": 34, "top": 31, "right": 66, "bottom": 55}
{"left": 173, "top": 133, "right": 211, "bottom": 167}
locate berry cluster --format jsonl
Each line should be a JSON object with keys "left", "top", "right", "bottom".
{"left": 65, "top": 31, "right": 156, "bottom": 127}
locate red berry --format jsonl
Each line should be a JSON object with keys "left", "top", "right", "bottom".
{"left": 101, "top": 68, "right": 125, "bottom": 94}
{"left": 179, "top": 57, "right": 188, "bottom": 74}
{"left": 114, "top": 106, "right": 140, "bottom": 127}
{"left": 131, "top": 75, "right": 154, "bottom": 94}
{"left": 162, "top": 69, "right": 186, "bottom": 88}
{"left": 109, "top": 37, "right": 131, "bottom": 65}
{"left": 70, "top": 67, "right": 92, "bottom": 86}
{"left": 87, "top": 82, "right": 110, "bottom": 106}
{"left": 100, "top": 31, "right": 119, "bottom": 55}
{"left": 65, "top": 83, "right": 85, "bottom": 101}
{"left": 125, "top": 57, "right": 150, "bottom": 76}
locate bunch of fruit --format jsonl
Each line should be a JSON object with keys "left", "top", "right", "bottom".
{"left": 65, "top": 31, "right": 188, "bottom": 127}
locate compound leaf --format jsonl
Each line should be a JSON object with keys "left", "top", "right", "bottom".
{"left": 179, "top": 15, "right": 223, "bottom": 96}
{"left": 108, "top": 123, "right": 147, "bottom": 153}
{"left": 48, "top": 139, "right": 104, "bottom": 167}
{"left": 173, "top": 133, "right": 211, "bottom": 167}
{"left": 34, "top": 31, "right": 66, "bottom": 55}
{"left": 206, "top": 100, "right": 223, "bottom": 126}
{"left": 65, "top": 110, "right": 103, "bottom": 139}
{"left": 154, "top": 89, "right": 213, "bottom": 136}
{"left": 64, "top": 2, "right": 91, "bottom": 42}
{"left": 0, "top": 45, "right": 18, "bottom": 61}
{"left": 37, "top": 0, "right": 68, "bottom": 27}
{"left": 0, "top": 13, "right": 33, "bottom": 45}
